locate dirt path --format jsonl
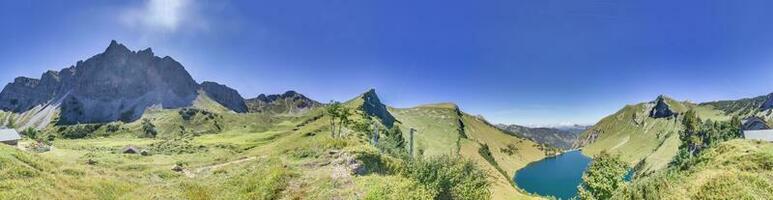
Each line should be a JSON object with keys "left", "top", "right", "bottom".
{"left": 183, "top": 156, "right": 257, "bottom": 178}
{"left": 610, "top": 136, "right": 630, "bottom": 150}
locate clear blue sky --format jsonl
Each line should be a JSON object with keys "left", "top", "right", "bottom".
{"left": 1, "top": 0, "right": 772, "bottom": 126}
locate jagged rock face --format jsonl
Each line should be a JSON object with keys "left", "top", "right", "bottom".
{"left": 0, "top": 77, "right": 48, "bottom": 112}
{"left": 360, "top": 89, "right": 396, "bottom": 127}
{"left": 650, "top": 96, "right": 674, "bottom": 118}
{"left": 201, "top": 81, "right": 248, "bottom": 113}
{"left": 761, "top": 93, "right": 773, "bottom": 110}
{"left": 246, "top": 91, "right": 321, "bottom": 114}
{"left": 59, "top": 41, "right": 200, "bottom": 124}
{"left": 0, "top": 41, "right": 204, "bottom": 124}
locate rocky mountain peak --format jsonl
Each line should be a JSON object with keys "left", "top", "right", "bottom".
{"left": 650, "top": 95, "right": 675, "bottom": 118}
{"left": 358, "top": 89, "right": 396, "bottom": 127}
{"left": 0, "top": 40, "right": 253, "bottom": 125}
{"left": 104, "top": 40, "right": 132, "bottom": 56}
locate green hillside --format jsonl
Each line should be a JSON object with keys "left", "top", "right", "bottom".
{"left": 390, "top": 103, "right": 552, "bottom": 199}
{"left": 0, "top": 90, "right": 553, "bottom": 200}
{"left": 615, "top": 139, "right": 773, "bottom": 199}
{"left": 576, "top": 96, "right": 728, "bottom": 172}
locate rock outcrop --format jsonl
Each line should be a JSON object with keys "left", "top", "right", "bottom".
{"left": 201, "top": 81, "right": 248, "bottom": 113}
{"left": 0, "top": 40, "right": 245, "bottom": 125}
{"left": 359, "top": 89, "right": 396, "bottom": 127}
{"left": 246, "top": 91, "right": 321, "bottom": 114}
{"left": 649, "top": 96, "right": 674, "bottom": 118}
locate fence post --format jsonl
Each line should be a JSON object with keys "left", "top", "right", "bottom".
{"left": 409, "top": 128, "right": 415, "bottom": 158}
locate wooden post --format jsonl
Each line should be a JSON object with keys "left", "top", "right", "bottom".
{"left": 409, "top": 128, "right": 415, "bottom": 158}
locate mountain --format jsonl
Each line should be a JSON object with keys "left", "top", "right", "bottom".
{"left": 700, "top": 92, "right": 773, "bottom": 115}
{"left": 245, "top": 91, "right": 321, "bottom": 115}
{"left": 200, "top": 81, "right": 248, "bottom": 113}
{"left": 352, "top": 89, "right": 396, "bottom": 127}
{"left": 576, "top": 93, "right": 773, "bottom": 173}
{"left": 496, "top": 124, "right": 584, "bottom": 150}
{"left": 387, "top": 102, "right": 550, "bottom": 199}
{"left": 575, "top": 96, "right": 704, "bottom": 172}
{"left": 554, "top": 124, "right": 592, "bottom": 134}
{"left": 0, "top": 40, "right": 246, "bottom": 128}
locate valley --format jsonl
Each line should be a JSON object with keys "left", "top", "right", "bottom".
{"left": 0, "top": 41, "right": 771, "bottom": 200}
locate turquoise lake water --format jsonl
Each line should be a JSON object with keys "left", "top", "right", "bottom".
{"left": 513, "top": 151, "right": 634, "bottom": 199}
{"left": 513, "top": 151, "right": 591, "bottom": 200}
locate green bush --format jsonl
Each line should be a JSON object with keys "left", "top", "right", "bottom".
{"left": 577, "top": 151, "right": 628, "bottom": 200}
{"left": 59, "top": 124, "right": 102, "bottom": 139}
{"left": 403, "top": 155, "right": 491, "bottom": 200}
{"left": 141, "top": 119, "right": 158, "bottom": 138}
{"left": 363, "top": 176, "right": 434, "bottom": 200}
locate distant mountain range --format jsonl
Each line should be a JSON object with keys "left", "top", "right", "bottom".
{"left": 245, "top": 91, "right": 321, "bottom": 115}
{"left": 496, "top": 124, "right": 588, "bottom": 150}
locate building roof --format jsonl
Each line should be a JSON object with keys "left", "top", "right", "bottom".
{"left": 742, "top": 117, "right": 770, "bottom": 130}
{"left": 743, "top": 129, "right": 773, "bottom": 142}
{"left": 0, "top": 129, "right": 21, "bottom": 142}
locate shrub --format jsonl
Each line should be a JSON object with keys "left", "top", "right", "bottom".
{"left": 403, "top": 155, "right": 491, "bottom": 200}
{"left": 363, "top": 176, "right": 434, "bottom": 200}
{"left": 20, "top": 127, "right": 38, "bottom": 140}
{"left": 142, "top": 119, "right": 158, "bottom": 138}
{"left": 59, "top": 124, "right": 102, "bottom": 139}
{"left": 577, "top": 151, "right": 629, "bottom": 200}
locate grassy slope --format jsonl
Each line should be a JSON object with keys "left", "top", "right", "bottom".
{"left": 578, "top": 97, "right": 728, "bottom": 172}
{"left": 616, "top": 139, "right": 773, "bottom": 199}
{"left": 389, "top": 103, "right": 463, "bottom": 157}
{"left": 1, "top": 106, "right": 421, "bottom": 199}
{"left": 390, "top": 103, "right": 547, "bottom": 200}
{"left": 5, "top": 92, "right": 536, "bottom": 199}
{"left": 461, "top": 114, "right": 546, "bottom": 200}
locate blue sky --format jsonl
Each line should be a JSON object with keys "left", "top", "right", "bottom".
{"left": 1, "top": 0, "right": 773, "bottom": 126}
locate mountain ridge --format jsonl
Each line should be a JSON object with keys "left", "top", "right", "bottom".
{"left": 245, "top": 90, "right": 321, "bottom": 115}
{"left": 0, "top": 40, "right": 247, "bottom": 128}
{"left": 496, "top": 123, "right": 584, "bottom": 150}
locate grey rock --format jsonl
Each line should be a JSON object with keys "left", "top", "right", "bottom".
{"left": 649, "top": 95, "right": 674, "bottom": 118}
{"left": 359, "top": 89, "right": 396, "bottom": 127}
{"left": 0, "top": 40, "right": 243, "bottom": 125}
{"left": 201, "top": 81, "right": 248, "bottom": 113}
{"left": 58, "top": 40, "right": 199, "bottom": 124}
